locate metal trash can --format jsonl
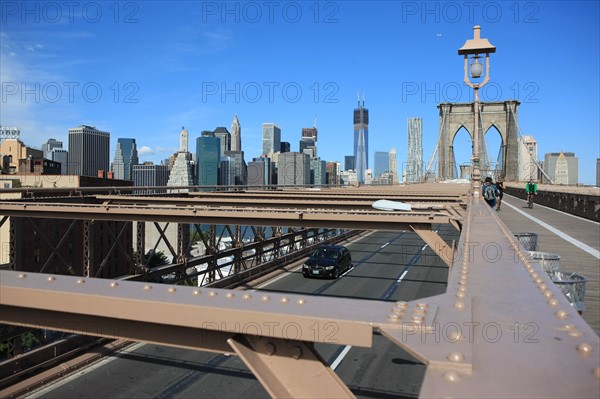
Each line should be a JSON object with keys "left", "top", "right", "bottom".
{"left": 528, "top": 251, "right": 560, "bottom": 276}
{"left": 552, "top": 271, "right": 588, "bottom": 312}
{"left": 514, "top": 232, "right": 538, "bottom": 251}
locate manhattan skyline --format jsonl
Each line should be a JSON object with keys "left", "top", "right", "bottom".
{"left": 1, "top": 1, "right": 598, "bottom": 183}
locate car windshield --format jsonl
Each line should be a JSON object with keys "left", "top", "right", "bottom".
{"left": 314, "top": 248, "right": 338, "bottom": 259}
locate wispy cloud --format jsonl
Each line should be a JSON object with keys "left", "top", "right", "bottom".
{"left": 138, "top": 145, "right": 154, "bottom": 155}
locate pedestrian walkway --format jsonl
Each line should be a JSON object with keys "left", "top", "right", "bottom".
{"left": 497, "top": 194, "right": 600, "bottom": 335}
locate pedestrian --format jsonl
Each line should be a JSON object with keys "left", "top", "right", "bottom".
{"left": 495, "top": 175, "right": 506, "bottom": 211}
{"left": 482, "top": 176, "right": 499, "bottom": 208}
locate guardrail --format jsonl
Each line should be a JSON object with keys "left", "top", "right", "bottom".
{"left": 505, "top": 187, "right": 600, "bottom": 221}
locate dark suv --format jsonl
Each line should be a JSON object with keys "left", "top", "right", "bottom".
{"left": 302, "top": 245, "right": 352, "bottom": 279}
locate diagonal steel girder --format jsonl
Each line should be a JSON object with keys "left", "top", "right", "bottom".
{"left": 410, "top": 223, "right": 455, "bottom": 268}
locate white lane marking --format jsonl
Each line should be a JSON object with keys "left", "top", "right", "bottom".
{"left": 330, "top": 345, "right": 352, "bottom": 370}
{"left": 503, "top": 201, "right": 600, "bottom": 259}
{"left": 505, "top": 194, "right": 600, "bottom": 225}
{"left": 381, "top": 242, "right": 389, "bottom": 249}
{"left": 397, "top": 270, "right": 408, "bottom": 283}
{"left": 254, "top": 264, "right": 304, "bottom": 289}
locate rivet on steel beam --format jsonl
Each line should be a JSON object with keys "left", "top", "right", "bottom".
{"left": 265, "top": 343, "right": 276, "bottom": 356}
{"left": 192, "top": 289, "right": 201, "bottom": 295}
{"left": 168, "top": 287, "right": 176, "bottom": 294}
{"left": 208, "top": 291, "right": 218, "bottom": 297}
{"left": 292, "top": 346, "right": 303, "bottom": 359}
{"left": 395, "top": 301, "right": 408, "bottom": 309}
{"left": 454, "top": 301, "right": 465, "bottom": 310}
{"left": 456, "top": 291, "right": 466, "bottom": 299}
{"left": 448, "top": 330, "right": 462, "bottom": 342}
{"left": 555, "top": 310, "right": 568, "bottom": 320}
{"left": 296, "top": 298, "right": 305, "bottom": 305}
{"left": 226, "top": 292, "right": 234, "bottom": 299}
{"left": 243, "top": 293, "right": 252, "bottom": 300}
{"left": 576, "top": 343, "right": 593, "bottom": 356}
{"left": 47, "top": 276, "right": 56, "bottom": 282}
{"left": 280, "top": 297, "right": 289, "bottom": 303}
{"left": 144, "top": 285, "right": 153, "bottom": 291}
{"left": 77, "top": 279, "right": 85, "bottom": 284}
{"left": 534, "top": 277, "right": 543, "bottom": 284}
{"left": 261, "top": 294, "right": 270, "bottom": 302}
{"left": 416, "top": 303, "right": 429, "bottom": 310}
{"left": 18, "top": 273, "right": 26, "bottom": 279}
{"left": 110, "top": 282, "right": 118, "bottom": 288}
{"left": 531, "top": 272, "right": 539, "bottom": 280}
{"left": 458, "top": 285, "right": 467, "bottom": 292}
{"left": 447, "top": 352, "right": 465, "bottom": 362}
{"left": 411, "top": 316, "right": 424, "bottom": 324}
{"left": 387, "top": 314, "right": 400, "bottom": 322}
{"left": 568, "top": 330, "right": 582, "bottom": 338}
{"left": 548, "top": 298, "right": 559, "bottom": 307}
{"left": 443, "top": 370, "right": 460, "bottom": 382}
{"left": 538, "top": 283, "right": 548, "bottom": 291}
{"left": 543, "top": 290, "right": 554, "bottom": 299}
{"left": 392, "top": 307, "right": 405, "bottom": 316}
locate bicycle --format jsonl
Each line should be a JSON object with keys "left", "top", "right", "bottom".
{"left": 526, "top": 193, "right": 534, "bottom": 209}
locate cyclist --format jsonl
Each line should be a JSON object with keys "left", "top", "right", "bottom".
{"left": 495, "top": 175, "right": 506, "bottom": 211}
{"left": 525, "top": 179, "right": 537, "bottom": 208}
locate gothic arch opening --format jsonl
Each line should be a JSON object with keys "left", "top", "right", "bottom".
{"left": 451, "top": 126, "right": 472, "bottom": 179}
{"left": 482, "top": 125, "right": 503, "bottom": 179}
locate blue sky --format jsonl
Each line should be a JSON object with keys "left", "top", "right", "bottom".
{"left": 1, "top": 1, "right": 599, "bottom": 184}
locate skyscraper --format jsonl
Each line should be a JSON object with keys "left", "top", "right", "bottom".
{"left": 374, "top": 151, "right": 389, "bottom": 178}
{"left": 300, "top": 127, "right": 318, "bottom": 158}
{"left": 42, "top": 138, "right": 68, "bottom": 174}
{"left": 310, "top": 158, "right": 327, "bottom": 185}
{"left": 353, "top": 97, "right": 369, "bottom": 184}
{"left": 42, "top": 138, "right": 62, "bottom": 159}
{"left": 326, "top": 162, "right": 340, "bottom": 185}
{"left": 543, "top": 152, "right": 578, "bottom": 185}
{"left": 67, "top": 125, "right": 110, "bottom": 176}
{"left": 112, "top": 138, "right": 139, "bottom": 181}
{"left": 344, "top": 156, "right": 355, "bottom": 171}
{"left": 167, "top": 127, "right": 194, "bottom": 192}
{"left": 196, "top": 130, "right": 221, "bottom": 187}
{"left": 262, "top": 123, "right": 281, "bottom": 157}
{"left": 278, "top": 152, "right": 310, "bottom": 186}
{"left": 231, "top": 115, "right": 241, "bottom": 152}
{"left": 223, "top": 150, "right": 247, "bottom": 185}
{"left": 407, "top": 118, "right": 423, "bottom": 183}
{"left": 133, "top": 163, "right": 169, "bottom": 193}
{"left": 248, "top": 157, "right": 274, "bottom": 186}
{"left": 389, "top": 148, "right": 398, "bottom": 184}
{"left": 213, "top": 127, "right": 231, "bottom": 157}
{"left": 518, "top": 135, "right": 538, "bottom": 181}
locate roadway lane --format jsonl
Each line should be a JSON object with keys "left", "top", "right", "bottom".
{"left": 30, "top": 226, "right": 459, "bottom": 399}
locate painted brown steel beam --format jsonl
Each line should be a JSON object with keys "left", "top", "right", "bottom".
{"left": 0, "top": 271, "right": 378, "bottom": 348}
{"left": 410, "top": 223, "right": 454, "bottom": 268}
{"left": 228, "top": 335, "right": 355, "bottom": 399}
{"left": 0, "top": 202, "right": 453, "bottom": 230}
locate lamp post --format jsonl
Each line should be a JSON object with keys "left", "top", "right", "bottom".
{"left": 458, "top": 25, "right": 496, "bottom": 184}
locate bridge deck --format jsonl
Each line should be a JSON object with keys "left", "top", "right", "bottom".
{"left": 498, "top": 194, "right": 599, "bottom": 335}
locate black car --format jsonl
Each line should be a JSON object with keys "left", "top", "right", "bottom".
{"left": 302, "top": 245, "right": 352, "bottom": 279}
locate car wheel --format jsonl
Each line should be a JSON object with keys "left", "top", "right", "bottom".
{"left": 332, "top": 267, "right": 339, "bottom": 279}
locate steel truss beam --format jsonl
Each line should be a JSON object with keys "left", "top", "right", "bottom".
{"left": 0, "top": 202, "right": 454, "bottom": 231}
{"left": 1, "top": 190, "right": 598, "bottom": 398}
{"left": 410, "top": 223, "right": 454, "bottom": 268}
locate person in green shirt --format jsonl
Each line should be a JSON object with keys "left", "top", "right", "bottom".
{"left": 525, "top": 179, "right": 537, "bottom": 208}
